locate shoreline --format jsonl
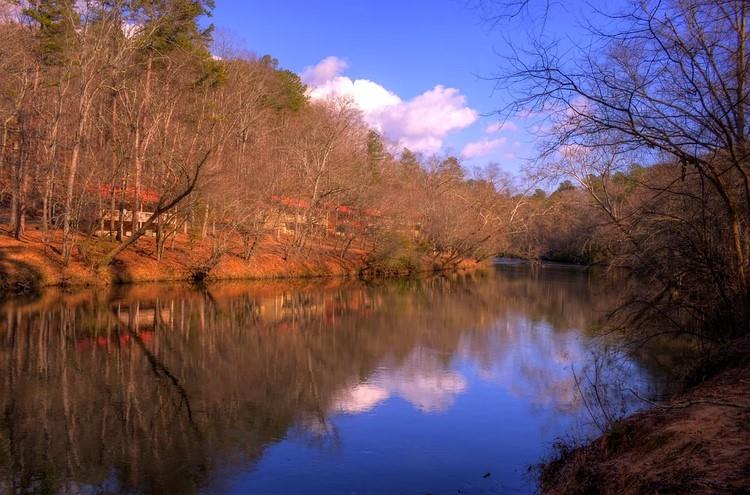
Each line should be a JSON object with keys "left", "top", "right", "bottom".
{"left": 538, "top": 338, "right": 750, "bottom": 494}
{"left": 0, "top": 230, "right": 483, "bottom": 295}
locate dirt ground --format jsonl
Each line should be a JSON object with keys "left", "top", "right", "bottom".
{"left": 539, "top": 341, "right": 750, "bottom": 494}
{"left": 0, "top": 226, "right": 366, "bottom": 290}
{"left": 0, "top": 226, "right": 479, "bottom": 291}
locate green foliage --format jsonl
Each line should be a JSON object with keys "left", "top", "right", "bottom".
{"left": 555, "top": 180, "right": 575, "bottom": 194}
{"left": 275, "top": 69, "right": 307, "bottom": 111}
{"left": 363, "top": 233, "right": 424, "bottom": 277}
{"left": 257, "top": 56, "right": 307, "bottom": 111}
{"left": 259, "top": 54, "right": 278, "bottom": 68}
{"left": 438, "top": 156, "right": 464, "bottom": 180}
{"left": 532, "top": 188, "right": 547, "bottom": 200}
{"left": 399, "top": 149, "right": 420, "bottom": 173}
{"left": 130, "top": 0, "right": 215, "bottom": 55}
{"left": 367, "top": 130, "right": 385, "bottom": 162}
{"left": 366, "top": 130, "right": 386, "bottom": 182}
{"left": 126, "top": 0, "right": 218, "bottom": 91}
{"left": 196, "top": 56, "right": 226, "bottom": 88}
{"left": 24, "top": 0, "right": 78, "bottom": 66}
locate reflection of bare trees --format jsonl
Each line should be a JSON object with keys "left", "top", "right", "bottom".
{"left": 0, "top": 267, "right": 664, "bottom": 493}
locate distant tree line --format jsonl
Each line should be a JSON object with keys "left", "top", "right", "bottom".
{"left": 489, "top": 0, "right": 750, "bottom": 343}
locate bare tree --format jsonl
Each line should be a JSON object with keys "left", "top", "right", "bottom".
{"left": 494, "top": 0, "right": 750, "bottom": 340}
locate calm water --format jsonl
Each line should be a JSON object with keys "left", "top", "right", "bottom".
{"left": 0, "top": 263, "right": 670, "bottom": 494}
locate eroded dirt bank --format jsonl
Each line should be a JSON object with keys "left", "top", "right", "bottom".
{"left": 539, "top": 340, "right": 750, "bottom": 494}
{"left": 0, "top": 229, "right": 480, "bottom": 293}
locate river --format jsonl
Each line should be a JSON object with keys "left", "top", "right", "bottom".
{"left": 0, "top": 262, "right": 674, "bottom": 494}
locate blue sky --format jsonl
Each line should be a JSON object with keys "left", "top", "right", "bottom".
{"left": 210, "top": 0, "right": 604, "bottom": 175}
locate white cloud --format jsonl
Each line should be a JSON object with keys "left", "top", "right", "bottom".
{"left": 305, "top": 57, "right": 478, "bottom": 154}
{"left": 388, "top": 368, "right": 467, "bottom": 412}
{"left": 334, "top": 383, "right": 389, "bottom": 414}
{"left": 330, "top": 350, "right": 468, "bottom": 415}
{"left": 486, "top": 121, "right": 518, "bottom": 133}
{"left": 309, "top": 77, "right": 400, "bottom": 113}
{"left": 302, "top": 56, "right": 349, "bottom": 86}
{"left": 373, "top": 86, "right": 477, "bottom": 153}
{"left": 461, "top": 137, "right": 507, "bottom": 159}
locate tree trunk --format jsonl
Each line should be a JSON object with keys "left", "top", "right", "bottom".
{"left": 13, "top": 160, "right": 27, "bottom": 240}
{"left": 8, "top": 136, "right": 17, "bottom": 233}
{"left": 201, "top": 204, "right": 209, "bottom": 240}
{"left": 97, "top": 151, "right": 210, "bottom": 268}
{"left": 11, "top": 134, "right": 27, "bottom": 239}
{"left": 156, "top": 221, "right": 164, "bottom": 261}
{"left": 132, "top": 56, "right": 153, "bottom": 241}
{"left": 62, "top": 119, "right": 86, "bottom": 264}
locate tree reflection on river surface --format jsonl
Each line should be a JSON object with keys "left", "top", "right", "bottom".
{"left": 0, "top": 263, "right": 675, "bottom": 494}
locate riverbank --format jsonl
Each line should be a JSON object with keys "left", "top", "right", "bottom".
{"left": 0, "top": 228, "right": 480, "bottom": 293}
{"left": 538, "top": 338, "right": 750, "bottom": 494}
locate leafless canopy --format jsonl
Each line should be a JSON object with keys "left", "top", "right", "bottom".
{"left": 494, "top": 0, "right": 750, "bottom": 341}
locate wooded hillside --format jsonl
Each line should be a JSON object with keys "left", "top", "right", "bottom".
{"left": 0, "top": 0, "right": 546, "bottom": 280}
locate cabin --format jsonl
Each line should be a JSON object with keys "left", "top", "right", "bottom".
{"left": 266, "top": 196, "right": 329, "bottom": 237}
{"left": 266, "top": 196, "right": 381, "bottom": 239}
{"left": 91, "top": 184, "right": 173, "bottom": 238}
{"left": 97, "top": 208, "right": 175, "bottom": 237}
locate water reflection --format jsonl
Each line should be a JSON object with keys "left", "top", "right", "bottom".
{"left": 0, "top": 265, "right": 666, "bottom": 494}
{"left": 334, "top": 349, "right": 469, "bottom": 414}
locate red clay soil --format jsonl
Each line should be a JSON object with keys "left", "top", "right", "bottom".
{"left": 539, "top": 350, "right": 750, "bottom": 494}
{"left": 0, "top": 227, "right": 479, "bottom": 291}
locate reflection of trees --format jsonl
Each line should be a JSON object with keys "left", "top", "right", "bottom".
{"left": 0, "top": 266, "right": 655, "bottom": 494}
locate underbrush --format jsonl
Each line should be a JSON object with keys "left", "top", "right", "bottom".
{"left": 359, "top": 233, "right": 427, "bottom": 278}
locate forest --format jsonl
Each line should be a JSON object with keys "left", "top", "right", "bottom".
{"left": 0, "top": 0, "right": 614, "bottom": 284}
{"left": 1, "top": 0, "right": 750, "bottom": 493}
{"left": 1, "top": 0, "right": 749, "bottom": 345}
